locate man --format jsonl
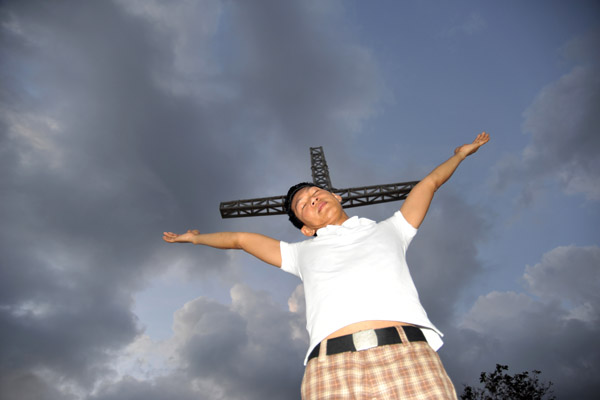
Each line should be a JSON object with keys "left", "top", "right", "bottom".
{"left": 163, "top": 132, "right": 490, "bottom": 399}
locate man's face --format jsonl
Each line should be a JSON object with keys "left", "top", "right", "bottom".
{"left": 291, "top": 186, "right": 346, "bottom": 236}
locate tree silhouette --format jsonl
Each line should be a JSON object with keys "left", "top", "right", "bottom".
{"left": 460, "top": 364, "right": 556, "bottom": 400}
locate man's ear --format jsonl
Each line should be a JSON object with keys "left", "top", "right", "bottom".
{"left": 301, "top": 225, "right": 315, "bottom": 237}
{"left": 334, "top": 193, "right": 342, "bottom": 202}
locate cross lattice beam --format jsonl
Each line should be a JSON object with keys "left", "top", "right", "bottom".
{"left": 310, "top": 147, "right": 333, "bottom": 190}
{"left": 219, "top": 147, "right": 418, "bottom": 219}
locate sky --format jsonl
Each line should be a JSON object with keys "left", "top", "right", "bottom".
{"left": 1, "top": 0, "right": 599, "bottom": 399}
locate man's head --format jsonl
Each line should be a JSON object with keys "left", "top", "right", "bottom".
{"left": 284, "top": 182, "right": 314, "bottom": 230}
{"left": 284, "top": 182, "right": 348, "bottom": 236}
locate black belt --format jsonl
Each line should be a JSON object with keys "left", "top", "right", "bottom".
{"left": 308, "top": 325, "right": 426, "bottom": 363}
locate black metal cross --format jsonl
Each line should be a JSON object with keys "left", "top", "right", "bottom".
{"left": 219, "top": 147, "right": 419, "bottom": 218}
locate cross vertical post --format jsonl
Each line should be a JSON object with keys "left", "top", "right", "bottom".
{"left": 310, "top": 147, "right": 333, "bottom": 191}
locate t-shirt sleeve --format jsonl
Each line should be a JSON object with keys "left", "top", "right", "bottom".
{"left": 390, "top": 210, "right": 418, "bottom": 247}
{"left": 280, "top": 241, "right": 302, "bottom": 278}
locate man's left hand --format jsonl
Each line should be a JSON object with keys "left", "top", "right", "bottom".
{"left": 454, "top": 132, "right": 490, "bottom": 158}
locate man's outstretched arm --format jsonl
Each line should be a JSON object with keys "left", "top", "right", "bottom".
{"left": 401, "top": 132, "right": 490, "bottom": 229}
{"left": 163, "top": 230, "right": 282, "bottom": 268}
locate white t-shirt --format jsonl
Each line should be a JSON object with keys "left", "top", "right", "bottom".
{"left": 280, "top": 210, "right": 443, "bottom": 365}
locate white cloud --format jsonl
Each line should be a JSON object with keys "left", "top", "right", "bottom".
{"left": 446, "top": 245, "right": 600, "bottom": 399}
{"left": 2, "top": 109, "right": 64, "bottom": 169}
{"left": 445, "top": 12, "right": 487, "bottom": 37}
{"left": 113, "top": 334, "right": 178, "bottom": 381}
{"left": 287, "top": 284, "right": 308, "bottom": 341}
{"left": 524, "top": 245, "right": 600, "bottom": 317}
{"left": 99, "top": 284, "right": 307, "bottom": 400}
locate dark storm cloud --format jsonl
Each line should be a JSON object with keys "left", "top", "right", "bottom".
{"left": 0, "top": 0, "right": 383, "bottom": 398}
{"left": 229, "top": 0, "right": 383, "bottom": 149}
{"left": 0, "top": 370, "right": 75, "bottom": 400}
{"left": 89, "top": 375, "right": 199, "bottom": 400}
{"left": 4, "top": 0, "right": 594, "bottom": 398}
{"left": 0, "top": 0, "right": 165, "bottom": 390}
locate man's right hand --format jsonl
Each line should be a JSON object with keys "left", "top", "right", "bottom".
{"left": 163, "top": 230, "right": 200, "bottom": 244}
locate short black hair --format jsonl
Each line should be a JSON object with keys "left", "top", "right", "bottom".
{"left": 284, "top": 182, "right": 315, "bottom": 230}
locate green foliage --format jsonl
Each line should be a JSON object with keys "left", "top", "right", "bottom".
{"left": 460, "top": 364, "right": 556, "bottom": 400}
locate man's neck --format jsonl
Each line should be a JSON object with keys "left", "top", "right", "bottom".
{"left": 330, "top": 212, "right": 350, "bottom": 226}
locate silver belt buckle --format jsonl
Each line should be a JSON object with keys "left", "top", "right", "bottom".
{"left": 352, "top": 329, "right": 378, "bottom": 351}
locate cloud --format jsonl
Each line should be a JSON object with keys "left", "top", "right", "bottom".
{"left": 407, "top": 189, "right": 490, "bottom": 326}
{"left": 443, "top": 245, "right": 600, "bottom": 399}
{"left": 92, "top": 284, "right": 307, "bottom": 400}
{"left": 2, "top": 0, "right": 595, "bottom": 399}
{"left": 114, "top": 0, "right": 226, "bottom": 100}
{"left": 445, "top": 12, "right": 487, "bottom": 37}
{"left": 221, "top": 0, "right": 384, "bottom": 171}
{"left": 524, "top": 245, "right": 600, "bottom": 317}
{"left": 493, "top": 32, "right": 600, "bottom": 203}
{"left": 0, "top": 0, "right": 383, "bottom": 396}
{"left": 287, "top": 284, "right": 308, "bottom": 341}
{"left": 0, "top": 370, "right": 76, "bottom": 400}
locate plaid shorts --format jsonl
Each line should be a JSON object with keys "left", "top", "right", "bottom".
{"left": 301, "top": 326, "right": 457, "bottom": 400}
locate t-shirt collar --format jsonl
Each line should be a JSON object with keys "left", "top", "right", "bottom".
{"left": 316, "top": 215, "right": 375, "bottom": 236}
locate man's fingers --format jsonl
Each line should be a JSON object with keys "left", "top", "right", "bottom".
{"left": 473, "top": 132, "right": 489, "bottom": 147}
{"left": 163, "top": 232, "right": 180, "bottom": 242}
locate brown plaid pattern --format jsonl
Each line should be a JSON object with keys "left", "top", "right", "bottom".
{"left": 301, "top": 326, "right": 457, "bottom": 399}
